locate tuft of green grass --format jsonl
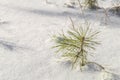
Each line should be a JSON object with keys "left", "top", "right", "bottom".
{"left": 52, "top": 21, "right": 100, "bottom": 70}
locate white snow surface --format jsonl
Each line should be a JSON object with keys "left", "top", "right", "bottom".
{"left": 0, "top": 0, "right": 120, "bottom": 80}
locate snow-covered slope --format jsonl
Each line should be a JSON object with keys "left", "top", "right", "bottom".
{"left": 0, "top": 0, "right": 120, "bottom": 80}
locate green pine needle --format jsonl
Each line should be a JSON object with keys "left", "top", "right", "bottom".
{"left": 52, "top": 22, "right": 100, "bottom": 70}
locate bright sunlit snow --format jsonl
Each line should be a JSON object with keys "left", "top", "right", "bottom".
{"left": 0, "top": 0, "right": 120, "bottom": 80}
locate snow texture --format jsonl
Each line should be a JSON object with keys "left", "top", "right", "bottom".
{"left": 0, "top": 0, "right": 120, "bottom": 80}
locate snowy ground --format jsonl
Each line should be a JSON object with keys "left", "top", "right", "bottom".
{"left": 0, "top": 0, "right": 120, "bottom": 80}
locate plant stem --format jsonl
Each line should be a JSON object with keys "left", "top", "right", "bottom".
{"left": 81, "top": 37, "right": 86, "bottom": 66}
{"left": 72, "top": 36, "right": 86, "bottom": 69}
{"left": 77, "top": 0, "right": 86, "bottom": 19}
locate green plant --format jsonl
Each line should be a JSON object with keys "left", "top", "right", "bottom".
{"left": 84, "top": 0, "right": 99, "bottom": 9}
{"left": 52, "top": 20, "right": 100, "bottom": 70}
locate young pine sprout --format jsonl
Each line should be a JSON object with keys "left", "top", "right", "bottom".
{"left": 52, "top": 21, "right": 101, "bottom": 70}
{"left": 84, "top": 0, "right": 100, "bottom": 9}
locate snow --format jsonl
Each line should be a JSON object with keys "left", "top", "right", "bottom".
{"left": 0, "top": 0, "right": 120, "bottom": 80}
